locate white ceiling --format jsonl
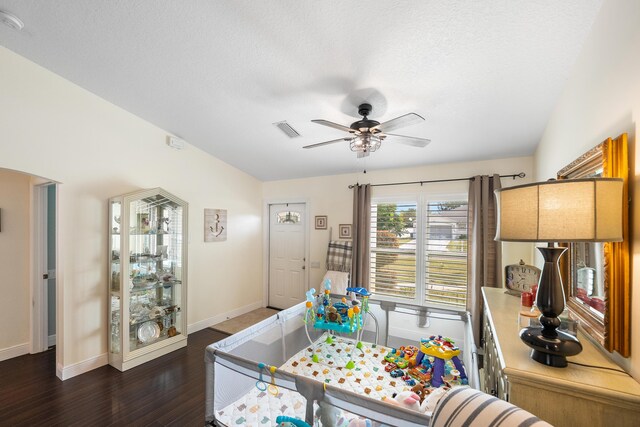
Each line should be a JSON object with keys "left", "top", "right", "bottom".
{"left": 0, "top": 1, "right": 603, "bottom": 181}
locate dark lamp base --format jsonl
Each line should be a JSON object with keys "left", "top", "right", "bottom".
{"left": 519, "top": 327, "right": 583, "bottom": 368}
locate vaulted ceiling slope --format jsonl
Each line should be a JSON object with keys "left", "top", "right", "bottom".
{"left": 0, "top": 1, "right": 603, "bottom": 180}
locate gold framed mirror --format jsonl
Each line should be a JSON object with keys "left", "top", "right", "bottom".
{"left": 557, "top": 134, "right": 630, "bottom": 357}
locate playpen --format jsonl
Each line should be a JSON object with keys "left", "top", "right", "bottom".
{"left": 205, "top": 296, "right": 479, "bottom": 426}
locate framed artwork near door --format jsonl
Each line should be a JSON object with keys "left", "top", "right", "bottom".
{"left": 339, "top": 224, "right": 352, "bottom": 239}
{"left": 315, "top": 215, "right": 327, "bottom": 230}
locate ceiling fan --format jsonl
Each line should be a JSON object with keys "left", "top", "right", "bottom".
{"left": 303, "top": 103, "right": 431, "bottom": 158}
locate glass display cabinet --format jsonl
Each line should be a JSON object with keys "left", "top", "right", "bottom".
{"left": 108, "top": 188, "right": 188, "bottom": 371}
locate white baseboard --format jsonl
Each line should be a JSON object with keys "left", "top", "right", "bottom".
{"left": 187, "top": 300, "right": 263, "bottom": 334}
{"left": 0, "top": 342, "right": 29, "bottom": 362}
{"left": 57, "top": 352, "right": 108, "bottom": 381}
{"left": 52, "top": 301, "right": 262, "bottom": 380}
{"left": 48, "top": 334, "right": 56, "bottom": 348}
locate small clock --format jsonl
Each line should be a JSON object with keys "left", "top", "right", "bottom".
{"left": 505, "top": 259, "right": 541, "bottom": 294}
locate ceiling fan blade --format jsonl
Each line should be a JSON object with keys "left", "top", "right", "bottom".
{"left": 371, "top": 113, "right": 425, "bottom": 133}
{"left": 303, "top": 137, "right": 354, "bottom": 149}
{"left": 385, "top": 133, "right": 431, "bottom": 147}
{"left": 311, "top": 119, "right": 354, "bottom": 133}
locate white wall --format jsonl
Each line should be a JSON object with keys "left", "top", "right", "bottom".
{"left": 0, "top": 169, "right": 31, "bottom": 360}
{"left": 0, "top": 46, "right": 263, "bottom": 377}
{"left": 263, "top": 156, "right": 534, "bottom": 292}
{"left": 534, "top": 0, "right": 640, "bottom": 379}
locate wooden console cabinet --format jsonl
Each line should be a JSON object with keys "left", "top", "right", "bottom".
{"left": 482, "top": 287, "right": 640, "bottom": 427}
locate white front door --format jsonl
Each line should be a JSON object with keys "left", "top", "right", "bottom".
{"left": 269, "top": 203, "right": 306, "bottom": 309}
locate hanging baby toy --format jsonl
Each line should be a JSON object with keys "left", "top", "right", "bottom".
{"left": 303, "top": 278, "right": 371, "bottom": 368}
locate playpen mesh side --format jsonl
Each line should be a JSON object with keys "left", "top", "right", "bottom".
{"left": 206, "top": 298, "right": 478, "bottom": 426}
{"left": 206, "top": 304, "right": 322, "bottom": 424}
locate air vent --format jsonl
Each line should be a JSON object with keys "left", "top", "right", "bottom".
{"left": 273, "top": 121, "right": 301, "bottom": 138}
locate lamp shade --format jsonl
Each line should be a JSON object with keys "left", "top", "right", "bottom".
{"left": 494, "top": 178, "right": 623, "bottom": 242}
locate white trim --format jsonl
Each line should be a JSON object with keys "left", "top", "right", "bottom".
{"left": 0, "top": 342, "right": 29, "bottom": 362}
{"left": 187, "top": 300, "right": 263, "bottom": 334}
{"left": 56, "top": 352, "right": 108, "bottom": 381}
{"left": 48, "top": 334, "right": 56, "bottom": 348}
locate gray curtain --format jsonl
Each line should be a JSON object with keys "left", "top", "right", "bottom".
{"left": 467, "top": 174, "right": 502, "bottom": 345}
{"left": 351, "top": 184, "right": 371, "bottom": 289}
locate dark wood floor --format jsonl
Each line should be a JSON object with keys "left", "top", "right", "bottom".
{"left": 0, "top": 328, "right": 228, "bottom": 426}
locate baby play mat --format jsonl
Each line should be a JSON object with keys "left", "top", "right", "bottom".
{"left": 216, "top": 387, "right": 308, "bottom": 427}
{"left": 216, "top": 333, "right": 467, "bottom": 426}
{"left": 281, "top": 334, "right": 413, "bottom": 400}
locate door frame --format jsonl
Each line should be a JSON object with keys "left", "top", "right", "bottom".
{"left": 30, "top": 182, "right": 57, "bottom": 354}
{"left": 263, "top": 198, "right": 310, "bottom": 308}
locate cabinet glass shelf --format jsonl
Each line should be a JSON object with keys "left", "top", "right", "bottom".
{"left": 108, "top": 187, "right": 188, "bottom": 371}
{"left": 129, "top": 306, "right": 181, "bottom": 327}
{"left": 130, "top": 280, "right": 182, "bottom": 293}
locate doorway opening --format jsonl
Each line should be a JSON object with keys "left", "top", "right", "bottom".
{"left": 31, "top": 182, "right": 57, "bottom": 355}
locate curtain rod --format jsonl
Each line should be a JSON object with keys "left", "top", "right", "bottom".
{"left": 348, "top": 172, "right": 526, "bottom": 189}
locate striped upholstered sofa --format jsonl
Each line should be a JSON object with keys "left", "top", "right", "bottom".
{"left": 431, "top": 387, "right": 553, "bottom": 427}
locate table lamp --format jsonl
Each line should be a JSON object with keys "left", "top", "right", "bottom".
{"left": 494, "top": 178, "right": 624, "bottom": 367}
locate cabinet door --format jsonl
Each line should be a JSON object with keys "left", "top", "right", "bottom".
{"left": 109, "top": 200, "right": 123, "bottom": 356}
{"left": 127, "top": 195, "right": 184, "bottom": 353}
{"left": 482, "top": 315, "right": 498, "bottom": 397}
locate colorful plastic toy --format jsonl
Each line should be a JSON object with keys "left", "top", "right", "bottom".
{"left": 303, "top": 280, "right": 372, "bottom": 368}
{"left": 407, "top": 365, "right": 432, "bottom": 383}
{"left": 414, "top": 335, "right": 468, "bottom": 388}
{"left": 402, "top": 375, "right": 416, "bottom": 386}
{"left": 384, "top": 345, "right": 418, "bottom": 369}
{"left": 389, "top": 368, "right": 405, "bottom": 378}
{"left": 276, "top": 415, "right": 311, "bottom": 427}
{"left": 384, "top": 335, "right": 468, "bottom": 388}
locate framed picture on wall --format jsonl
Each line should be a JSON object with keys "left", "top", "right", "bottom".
{"left": 315, "top": 215, "right": 327, "bottom": 230}
{"left": 205, "top": 208, "right": 227, "bottom": 242}
{"left": 339, "top": 224, "right": 352, "bottom": 239}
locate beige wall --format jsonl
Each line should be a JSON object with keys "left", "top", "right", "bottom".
{"left": 0, "top": 169, "right": 31, "bottom": 354}
{"left": 0, "top": 46, "right": 263, "bottom": 376}
{"left": 534, "top": 0, "right": 640, "bottom": 379}
{"left": 263, "top": 156, "right": 534, "bottom": 292}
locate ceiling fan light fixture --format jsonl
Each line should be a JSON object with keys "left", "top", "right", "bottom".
{"left": 350, "top": 136, "right": 381, "bottom": 153}
{"left": 307, "top": 103, "right": 428, "bottom": 158}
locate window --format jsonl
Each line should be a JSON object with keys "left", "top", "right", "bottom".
{"left": 369, "top": 197, "right": 468, "bottom": 308}
{"left": 277, "top": 211, "right": 301, "bottom": 224}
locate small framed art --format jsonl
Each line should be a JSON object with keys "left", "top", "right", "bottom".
{"left": 339, "top": 224, "right": 352, "bottom": 239}
{"left": 205, "top": 208, "right": 227, "bottom": 242}
{"left": 315, "top": 215, "right": 327, "bottom": 230}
